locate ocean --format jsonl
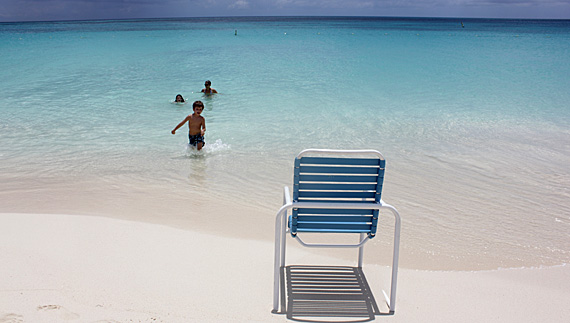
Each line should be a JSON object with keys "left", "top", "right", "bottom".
{"left": 1, "top": 17, "right": 569, "bottom": 270}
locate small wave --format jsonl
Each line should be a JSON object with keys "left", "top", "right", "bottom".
{"left": 184, "top": 139, "right": 231, "bottom": 157}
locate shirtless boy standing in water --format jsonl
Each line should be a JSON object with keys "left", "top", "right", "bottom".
{"left": 171, "top": 100, "right": 206, "bottom": 150}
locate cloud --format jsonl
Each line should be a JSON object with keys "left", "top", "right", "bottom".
{"left": 0, "top": 0, "right": 568, "bottom": 21}
{"left": 271, "top": 0, "right": 373, "bottom": 9}
{"left": 229, "top": 0, "right": 250, "bottom": 9}
{"left": 0, "top": 0, "right": 201, "bottom": 21}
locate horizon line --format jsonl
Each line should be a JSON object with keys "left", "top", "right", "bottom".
{"left": 2, "top": 14, "right": 570, "bottom": 24}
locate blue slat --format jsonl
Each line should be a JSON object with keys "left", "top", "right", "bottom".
{"left": 297, "top": 216, "right": 373, "bottom": 222}
{"left": 299, "top": 174, "right": 378, "bottom": 182}
{"left": 299, "top": 157, "right": 382, "bottom": 166}
{"left": 295, "top": 208, "right": 374, "bottom": 215}
{"left": 296, "top": 228, "right": 371, "bottom": 233}
{"left": 298, "top": 183, "right": 378, "bottom": 191}
{"left": 299, "top": 165, "right": 380, "bottom": 175}
{"left": 297, "top": 222, "right": 372, "bottom": 230}
{"left": 296, "top": 230, "right": 370, "bottom": 234}
{"left": 299, "top": 191, "right": 377, "bottom": 199}
{"left": 296, "top": 199, "right": 377, "bottom": 203}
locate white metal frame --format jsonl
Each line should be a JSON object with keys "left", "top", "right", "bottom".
{"left": 272, "top": 149, "right": 402, "bottom": 314}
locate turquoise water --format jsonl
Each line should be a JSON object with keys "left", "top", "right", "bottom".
{"left": 1, "top": 17, "right": 569, "bottom": 270}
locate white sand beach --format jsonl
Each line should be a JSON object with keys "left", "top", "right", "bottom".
{"left": 1, "top": 212, "right": 569, "bottom": 323}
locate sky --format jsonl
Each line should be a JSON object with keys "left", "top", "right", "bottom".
{"left": 0, "top": 0, "right": 569, "bottom": 22}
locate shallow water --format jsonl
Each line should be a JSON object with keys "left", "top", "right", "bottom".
{"left": 1, "top": 17, "right": 569, "bottom": 270}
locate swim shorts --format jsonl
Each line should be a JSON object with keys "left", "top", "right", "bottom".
{"left": 188, "top": 134, "right": 205, "bottom": 147}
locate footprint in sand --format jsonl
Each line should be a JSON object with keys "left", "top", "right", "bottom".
{"left": 36, "top": 305, "right": 79, "bottom": 320}
{"left": 0, "top": 313, "right": 24, "bottom": 323}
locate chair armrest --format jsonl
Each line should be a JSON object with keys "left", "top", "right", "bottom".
{"left": 380, "top": 199, "right": 398, "bottom": 213}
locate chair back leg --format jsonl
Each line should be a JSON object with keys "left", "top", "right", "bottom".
{"left": 358, "top": 232, "right": 365, "bottom": 268}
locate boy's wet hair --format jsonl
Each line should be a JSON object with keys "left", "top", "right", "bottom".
{"left": 193, "top": 100, "right": 204, "bottom": 109}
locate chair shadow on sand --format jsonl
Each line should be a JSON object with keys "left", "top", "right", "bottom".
{"left": 278, "top": 265, "right": 392, "bottom": 322}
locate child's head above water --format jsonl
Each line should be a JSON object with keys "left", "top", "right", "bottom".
{"left": 193, "top": 100, "right": 204, "bottom": 113}
{"left": 175, "top": 94, "right": 185, "bottom": 102}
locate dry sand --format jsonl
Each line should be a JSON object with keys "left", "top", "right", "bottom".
{"left": 1, "top": 213, "right": 569, "bottom": 322}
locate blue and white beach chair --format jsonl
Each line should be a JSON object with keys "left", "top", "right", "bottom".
{"left": 272, "top": 149, "right": 401, "bottom": 315}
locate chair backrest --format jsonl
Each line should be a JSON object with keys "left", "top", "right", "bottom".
{"left": 291, "top": 151, "right": 385, "bottom": 237}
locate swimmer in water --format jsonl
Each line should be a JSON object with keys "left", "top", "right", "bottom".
{"left": 174, "top": 94, "right": 185, "bottom": 103}
{"left": 201, "top": 80, "right": 218, "bottom": 94}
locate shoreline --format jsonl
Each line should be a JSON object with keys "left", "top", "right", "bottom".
{"left": 2, "top": 212, "right": 569, "bottom": 322}
{"left": 0, "top": 172, "right": 568, "bottom": 271}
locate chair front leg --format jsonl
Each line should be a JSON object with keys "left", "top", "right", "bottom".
{"left": 273, "top": 202, "right": 291, "bottom": 313}
{"left": 272, "top": 208, "right": 284, "bottom": 312}
{"left": 379, "top": 203, "right": 401, "bottom": 314}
